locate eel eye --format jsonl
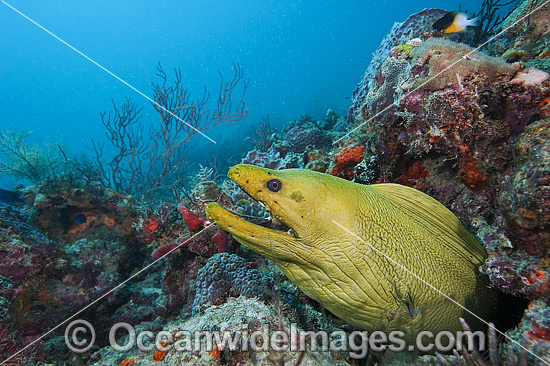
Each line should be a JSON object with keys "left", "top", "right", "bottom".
{"left": 267, "top": 179, "right": 282, "bottom": 192}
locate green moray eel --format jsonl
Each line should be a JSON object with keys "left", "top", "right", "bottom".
{"left": 205, "top": 164, "right": 497, "bottom": 343}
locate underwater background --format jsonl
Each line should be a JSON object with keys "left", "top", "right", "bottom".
{"left": 1, "top": 0, "right": 550, "bottom": 365}
{"left": 1, "top": 0, "right": 467, "bottom": 187}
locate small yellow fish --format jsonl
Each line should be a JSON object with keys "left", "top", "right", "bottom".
{"left": 433, "top": 11, "right": 478, "bottom": 33}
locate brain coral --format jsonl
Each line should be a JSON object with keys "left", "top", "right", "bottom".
{"left": 192, "top": 253, "right": 272, "bottom": 314}
{"left": 411, "top": 38, "right": 516, "bottom": 90}
{"left": 285, "top": 126, "right": 330, "bottom": 152}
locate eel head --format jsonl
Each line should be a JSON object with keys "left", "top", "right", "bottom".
{"left": 205, "top": 164, "right": 353, "bottom": 264}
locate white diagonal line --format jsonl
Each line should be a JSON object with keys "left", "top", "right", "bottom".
{"left": 337, "top": 0, "right": 550, "bottom": 145}
{"left": 1, "top": 0, "right": 217, "bottom": 144}
{"left": 0, "top": 223, "right": 214, "bottom": 365}
{"left": 332, "top": 220, "right": 549, "bottom": 365}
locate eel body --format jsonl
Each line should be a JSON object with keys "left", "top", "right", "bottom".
{"left": 205, "top": 164, "right": 497, "bottom": 343}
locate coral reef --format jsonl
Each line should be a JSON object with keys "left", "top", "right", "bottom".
{"left": 241, "top": 147, "right": 303, "bottom": 170}
{"left": 92, "top": 64, "right": 248, "bottom": 197}
{"left": 251, "top": 115, "right": 274, "bottom": 151}
{"left": 0, "top": 202, "right": 154, "bottom": 364}
{"left": 90, "top": 297, "right": 350, "bottom": 366}
{"left": 343, "top": 6, "right": 550, "bottom": 365}
{"left": 361, "top": 56, "right": 412, "bottom": 127}
{"left": 501, "top": 0, "right": 550, "bottom": 41}
{"left": 29, "top": 182, "right": 137, "bottom": 243}
{"left": 134, "top": 186, "right": 231, "bottom": 259}
{"left": 354, "top": 37, "right": 546, "bottom": 183}
{"left": 304, "top": 147, "right": 331, "bottom": 173}
{"left": 179, "top": 205, "right": 207, "bottom": 231}
{"left": 498, "top": 120, "right": 550, "bottom": 255}
{"left": 348, "top": 8, "right": 461, "bottom": 124}
{"left": 3, "top": 4, "right": 550, "bottom": 366}
{"left": 487, "top": 0, "right": 550, "bottom": 73}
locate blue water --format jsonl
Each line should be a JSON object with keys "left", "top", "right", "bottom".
{"left": 0, "top": 0, "right": 468, "bottom": 187}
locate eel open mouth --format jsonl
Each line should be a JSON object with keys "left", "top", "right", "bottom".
{"left": 205, "top": 202, "right": 299, "bottom": 263}
{"left": 206, "top": 193, "right": 298, "bottom": 244}
{"left": 226, "top": 188, "right": 298, "bottom": 238}
{"left": 268, "top": 212, "right": 297, "bottom": 237}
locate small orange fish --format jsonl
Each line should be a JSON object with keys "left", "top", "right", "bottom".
{"left": 539, "top": 98, "right": 550, "bottom": 118}
{"left": 209, "top": 345, "right": 222, "bottom": 359}
{"left": 153, "top": 348, "right": 168, "bottom": 362}
{"left": 120, "top": 359, "right": 135, "bottom": 366}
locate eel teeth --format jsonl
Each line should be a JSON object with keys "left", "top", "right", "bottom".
{"left": 271, "top": 213, "right": 297, "bottom": 237}
{"left": 271, "top": 214, "right": 286, "bottom": 228}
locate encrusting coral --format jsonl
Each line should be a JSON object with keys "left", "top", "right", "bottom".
{"left": 410, "top": 37, "right": 516, "bottom": 90}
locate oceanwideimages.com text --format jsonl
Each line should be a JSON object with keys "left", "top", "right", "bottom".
{"left": 66, "top": 320, "right": 486, "bottom": 358}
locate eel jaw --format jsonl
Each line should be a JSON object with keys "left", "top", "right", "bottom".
{"left": 205, "top": 202, "right": 300, "bottom": 262}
